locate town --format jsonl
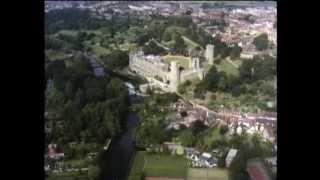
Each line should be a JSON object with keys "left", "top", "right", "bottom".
{"left": 45, "top": 1, "right": 277, "bottom": 180}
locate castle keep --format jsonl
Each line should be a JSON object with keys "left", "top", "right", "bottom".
{"left": 129, "top": 44, "right": 214, "bottom": 92}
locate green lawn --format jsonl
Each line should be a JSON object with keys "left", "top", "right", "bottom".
{"left": 90, "top": 45, "right": 111, "bottom": 57}
{"left": 187, "top": 168, "right": 229, "bottom": 180}
{"left": 47, "top": 171, "right": 88, "bottom": 180}
{"left": 204, "top": 125, "right": 223, "bottom": 147}
{"left": 165, "top": 26, "right": 187, "bottom": 35}
{"left": 56, "top": 29, "right": 103, "bottom": 37}
{"left": 230, "top": 58, "right": 243, "bottom": 67}
{"left": 119, "top": 43, "right": 138, "bottom": 51}
{"left": 217, "top": 59, "right": 239, "bottom": 76}
{"left": 128, "top": 151, "right": 146, "bottom": 180}
{"left": 56, "top": 30, "right": 78, "bottom": 36}
{"left": 64, "top": 158, "right": 90, "bottom": 168}
{"left": 129, "top": 152, "right": 189, "bottom": 179}
{"left": 45, "top": 50, "right": 70, "bottom": 61}
{"left": 163, "top": 55, "right": 191, "bottom": 69}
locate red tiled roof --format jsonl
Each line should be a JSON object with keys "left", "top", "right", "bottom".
{"left": 247, "top": 160, "right": 272, "bottom": 180}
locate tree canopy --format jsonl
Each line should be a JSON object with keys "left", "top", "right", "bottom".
{"left": 253, "top": 33, "right": 269, "bottom": 51}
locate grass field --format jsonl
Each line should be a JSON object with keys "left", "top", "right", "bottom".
{"left": 90, "top": 45, "right": 111, "bottom": 57}
{"left": 204, "top": 125, "right": 223, "bottom": 147}
{"left": 46, "top": 50, "right": 70, "bottom": 61}
{"left": 129, "top": 151, "right": 146, "bottom": 180}
{"left": 229, "top": 58, "right": 243, "bottom": 67}
{"left": 64, "top": 158, "right": 90, "bottom": 168}
{"left": 217, "top": 59, "right": 239, "bottom": 76}
{"left": 47, "top": 172, "right": 88, "bottom": 180}
{"left": 129, "top": 152, "right": 189, "bottom": 179}
{"left": 56, "top": 30, "right": 78, "bottom": 36}
{"left": 119, "top": 43, "right": 138, "bottom": 51}
{"left": 163, "top": 55, "right": 191, "bottom": 69}
{"left": 187, "top": 168, "right": 229, "bottom": 180}
{"left": 57, "top": 29, "right": 103, "bottom": 37}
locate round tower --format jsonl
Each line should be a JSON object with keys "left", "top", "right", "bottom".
{"left": 205, "top": 44, "right": 214, "bottom": 65}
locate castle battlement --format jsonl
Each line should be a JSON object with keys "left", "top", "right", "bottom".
{"left": 129, "top": 45, "right": 214, "bottom": 92}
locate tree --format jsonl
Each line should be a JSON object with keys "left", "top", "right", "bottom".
{"left": 88, "top": 165, "right": 101, "bottom": 180}
{"left": 102, "top": 50, "right": 129, "bottom": 69}
{"left": 219, "top": 125, "right": 229, "bottom": 135}
{"left": 143, "top": 40, "right": 166, "bottom": 55}
{"left": 178, "top": 80, "right": 191, "bottom": 94}
{"left": 137, "top": 118, "right": 165, "bottom": 146}
{"left": 173, "top": 34, "right": 187, "bottom": 55}
{"left": 162, "top": 29, "right": 172, "bottom": 42}
{"left": 86, "top": 87, "right": 104, "bottom": 102}
{"left": 191, "top": 120, "right": 208, "bottom": 135}
{"left": 46, "top": 60, "right": 66, "bottom": 79}
{"left": 202, "top": 66, "right": 221, "bottom": 92}
{"left": 253, "top": 33, "right": 269, "bottom": 51}
{"left": 178, "top": 130, "right": 196, "bottom": 147}
{"left": 105, "top": 78, "right": 127, "bottom": 99}
{"left": 230, "top": 44, "right": 242, "bottom": 59}
{"left": 65, "top": 81, "right": 75, "bottom": 99}
{"left": 73, "top": 88, "right": 86, "bottom": 111}
{"left": 47, "top": 87, "right": 65, "bottom": 110}
{"left": 148, "top": 21, "right": 166, "bottom": 41}
{"left": 103, "top": 109, "right": 121, "bottom": 137}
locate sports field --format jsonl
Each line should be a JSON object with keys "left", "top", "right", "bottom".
{"left": 129, "top": 152, "right": 189, "bottom": 180}
{"left": 187, "top": 168, "right": 229, "bottom": 180}
{"left": 163, "top": 55, "right": 191, "bottom": 69}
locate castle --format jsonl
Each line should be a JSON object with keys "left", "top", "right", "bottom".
{"left": 129, "top": 44, "right": 214, "bottom": 92}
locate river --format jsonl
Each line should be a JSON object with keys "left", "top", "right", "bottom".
{"left": 86, "top": 53, "right": 142, "bottom": 180}
{"left": 101, "top": 95, "right": 141, "bottom": 180}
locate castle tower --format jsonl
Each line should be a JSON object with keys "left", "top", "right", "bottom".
{"left": 169, "top": 61, "right": 180, "bottom": 92}
{"left": 205, "top": 44, "right": 214, "bottom": 65}
{"left": 195, "top": 57, "right": 200, "bottom": 69}
{"left": 189, "top": 57, "right": 200, "bottom": 69}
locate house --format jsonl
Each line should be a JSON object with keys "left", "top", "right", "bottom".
{"left": 48, "top": 144, "right": 65, "bottom": 160}
{"left": 225, "top": 149, "right": 238, "bottom": 168}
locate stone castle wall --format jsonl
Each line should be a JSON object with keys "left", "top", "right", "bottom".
{"left": 129, "top": 49, "right": 211, "bottom": 92}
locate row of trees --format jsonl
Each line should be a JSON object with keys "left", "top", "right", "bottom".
{"left": 142, "top": 40, "right": 166, "bottom": 55}
{"left": 45, "top": 31, "right": 94, "bottom": 52}
{"left": 101, "top": 49, "right": 129, "bottom": 70}
{"left": 213, "top": 36, "right": 242, "bottom": 59}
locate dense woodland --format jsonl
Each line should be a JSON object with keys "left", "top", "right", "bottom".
{"left": 45, "top": 52, "right": 129, "bottom": 145}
